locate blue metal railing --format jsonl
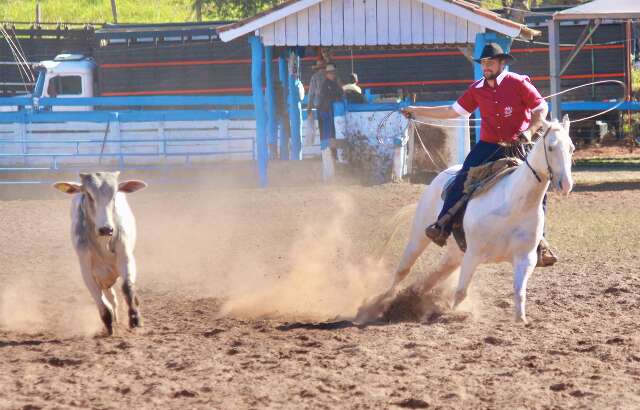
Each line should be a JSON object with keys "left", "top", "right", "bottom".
{"left": 0, "top": 95, "right": 259, "bottom": 184}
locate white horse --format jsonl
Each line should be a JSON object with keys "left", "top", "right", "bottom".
{"left": 356, "top": 116, "right": 575, "bottom": 324}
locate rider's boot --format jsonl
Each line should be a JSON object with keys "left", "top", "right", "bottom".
{"left": 425, "top": 194, "right": 470, "bottom": 248}
{"left": 536, "top": 237, "right": 558, "bottom": 267}
{"left": 425, "top": 222, "right": 451, "bottom": 247}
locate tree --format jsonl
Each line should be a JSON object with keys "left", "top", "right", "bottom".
{"left": 195, "top": 0, "right": 284, "bottom": 20}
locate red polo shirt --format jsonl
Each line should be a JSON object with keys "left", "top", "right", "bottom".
{"left": 452, "top": 71, "right": 546, "bottom": 144}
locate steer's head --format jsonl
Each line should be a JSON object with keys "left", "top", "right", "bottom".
{"left": 53, "top": 172, "right": 147, "bottom": 237}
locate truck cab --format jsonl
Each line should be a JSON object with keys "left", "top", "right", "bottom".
{"left": 36, "top": 53, "right": 96, "bottom": 111}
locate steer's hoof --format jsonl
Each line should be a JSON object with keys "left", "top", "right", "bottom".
{"left": 101, "top": 311, "right": 114, "bottom": 336}
{"left": 129, "top": 311, "right": 142, "bottom": 329}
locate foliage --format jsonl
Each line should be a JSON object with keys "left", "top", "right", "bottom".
{"left": 196, "top": 0, "right": 284, "bottom": 20}
{"left": 632, "top": 66, "right": 640, "bottom": 94}
{"left": 481, "top": 0, "right": 590, "bottom": 10}
{"left": 0, "top": 0, "right": 594, "bottom": 25}
{"left": 1, "top": 0, "right": 195, "bottom": 24}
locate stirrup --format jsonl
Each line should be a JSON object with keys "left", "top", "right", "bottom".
{"left": 536, "top": 239, "right": 558, "bottom": 267}
{"left": 425, "top": 223, "right": 450, "bottom": 247}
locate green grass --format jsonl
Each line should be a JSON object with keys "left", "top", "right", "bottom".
{"left": 1, "top": 0, "right": 196, "bottom": 24}
{"left": 632, "top": 66, "right": 640, "bottom": 93}
{"left": 576, "top": 157, "right": 640, "bottom": 167}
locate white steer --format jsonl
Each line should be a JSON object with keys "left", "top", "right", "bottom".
{"left": 54, "top": 171, "right": 147, "bottom": 335}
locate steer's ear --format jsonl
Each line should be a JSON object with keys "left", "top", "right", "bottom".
{"left": 118, "top": 180, "right": 147, "bottom": 194}
{"left": 53, "top": 182, "right": 82, "bottom": 194}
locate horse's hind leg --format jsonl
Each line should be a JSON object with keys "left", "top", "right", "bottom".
{"left": 393, "top": 231, "right": 431, "bottom": 287}
{"left": 354, "top": 226, "right": 431, "bottom": 324}
{"left": 417, "top": 243, "right": 463, "bottom": 295}
{"left": 452, "top": 253, "right": 481, "bottom": 309}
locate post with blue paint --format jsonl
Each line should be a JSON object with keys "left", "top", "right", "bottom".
{"left": 287, "top": 50, "right": 303, "bottom": 160}
{"left": 473, "top": 32, "right": 512, "bottom": 143}
{"left": 249, "top": 35, "right": 268, "bottom": 187}
{"left": 277, "top": 54, "right": 290, "bottom": 160}
{"left": 264, "top": 46, "right": 277, "bottom": 159}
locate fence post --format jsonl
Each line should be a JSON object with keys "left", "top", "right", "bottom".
{"left": 110, "top": 113, "right": 123, "bottom": 168}
{"left": 250, "top": 35, "right": 268, "bottom": 187}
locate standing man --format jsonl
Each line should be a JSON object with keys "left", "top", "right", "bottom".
{"left": 317, "top": 64, "right": 343, "bottom": 152}
{"left": 307, "top": 60, "right": 326, "bottom": 127}
{"left": 402, "top": 43, "right": 556, "bottom": 267}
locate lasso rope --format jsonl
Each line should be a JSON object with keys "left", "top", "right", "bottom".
{"left": 411, "top": 80, "right": 626, "bottom": 129}
{"left": 373, "top": 80, "right": 628, "bottom": 173}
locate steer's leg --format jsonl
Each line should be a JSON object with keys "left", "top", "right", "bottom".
{"left": 103, "top": 287, "right": 118, "bottom": 324}
{"left": 512, "top": 253, "right": 537, "bottom": 323}
{"left": 79, "top": 256, "right": 114, "bottom": 335}
{"left": 452, "top": 253, "right": 481, "bottom": 309}
{"left": 118, "top": 252, "right": 141, "bottom": 329}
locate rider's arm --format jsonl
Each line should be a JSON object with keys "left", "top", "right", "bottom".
{"left": 402, "top": 86, "right": 477, "bottom": 120}
{"left": 518, "top": 77, "right": 549, "bottom": 139}
{"left": 525, "top": 103, "right": 548, "bottom": 137}
{"left": 402, "top": 105, "right": 461, "bottom": 120}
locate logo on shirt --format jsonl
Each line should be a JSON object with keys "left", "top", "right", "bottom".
{"left": 504, "top": 106, "right": 513, "bottom": 117}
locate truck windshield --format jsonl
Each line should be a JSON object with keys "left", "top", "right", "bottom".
{"left": 49, "top": 75, "right": 82, "bottom": 96}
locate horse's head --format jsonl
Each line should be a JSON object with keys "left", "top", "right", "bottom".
{"left": 539, "top": 114, "right": 575, "bottom": 195}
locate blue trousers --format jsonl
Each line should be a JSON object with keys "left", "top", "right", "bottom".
{"left": 319, "top": 110, "right": 335, "bottom": 150}
{"left": 438, "top": 140, "right": 547, "bottom": 227}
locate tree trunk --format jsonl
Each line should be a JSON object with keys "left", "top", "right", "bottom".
{"left": 110, "top": 0, "right": 118, "bottom": 23}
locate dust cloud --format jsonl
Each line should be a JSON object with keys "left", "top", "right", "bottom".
{"left": 136, "top": 185, "right": 394, "bottom": 322}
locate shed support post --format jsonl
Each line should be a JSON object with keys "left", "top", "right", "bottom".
{"left": 264, "top": 46, "right": 277, "bottom": 159}
{"left": 288, "top": 50, "right": 303, "bottom": 160}
{"left": 548, "top": 19, "right": 562, "bottom": 120}
{"left": 250, "top": 35, "right": 268, "bottom": 187}
{"left": 278, "top": 54, "right": 290, "bottom": 160}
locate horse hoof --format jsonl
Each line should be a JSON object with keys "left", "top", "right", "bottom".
{"left": 452, "top": 291, "right": 466, "bottom": 310}
{"left": 515, "top": 315, "right": 528, "bottom": 325}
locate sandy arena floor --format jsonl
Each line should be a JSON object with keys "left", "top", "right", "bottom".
{"left": 0, "top": 164, "right": 639, "bottom": 409}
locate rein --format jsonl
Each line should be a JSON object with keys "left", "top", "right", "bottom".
{"left": 524, "top": 126, "right": 553, "bottom": 184}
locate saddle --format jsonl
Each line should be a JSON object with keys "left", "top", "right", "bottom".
{"left": 442, "top": 157, "right": 521, "bottom": 252}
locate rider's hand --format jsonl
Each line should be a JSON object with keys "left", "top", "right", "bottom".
{"left": 518, "top": 129, "right": 533, "bottom": 143}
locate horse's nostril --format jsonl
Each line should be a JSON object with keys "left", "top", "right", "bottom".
{"left": 98, "top": 226, "right": 114, "bottom": 236}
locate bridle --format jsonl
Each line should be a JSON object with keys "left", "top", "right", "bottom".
{"left": 524, "top": 125, "right": 554, "bottom": 184}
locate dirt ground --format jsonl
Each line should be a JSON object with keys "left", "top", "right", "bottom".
{"left": 0, "top": 163, "right": 639, "bottom": 410}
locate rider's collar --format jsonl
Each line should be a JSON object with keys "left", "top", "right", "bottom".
{"left": 476, "top": 69, "right": 509, "bottom": 88}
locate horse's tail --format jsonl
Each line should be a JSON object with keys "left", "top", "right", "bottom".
{"left": 375, "top": 203, "right": 418, "bottom": 263}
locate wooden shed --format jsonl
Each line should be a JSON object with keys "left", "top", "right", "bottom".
{"left": 218, "top": 0, "right": 538, "bottom": 186}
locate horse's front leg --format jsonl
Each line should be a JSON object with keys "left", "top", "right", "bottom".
{"left": 512, "top": 253, "right": 537, "bottom": 323}
{"left": 452, "top": 253, "right": 481, "bottom": 309}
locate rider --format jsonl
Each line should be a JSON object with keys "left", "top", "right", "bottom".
{"left": 402, "top": 43, "right": 557, "bottom": 267}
